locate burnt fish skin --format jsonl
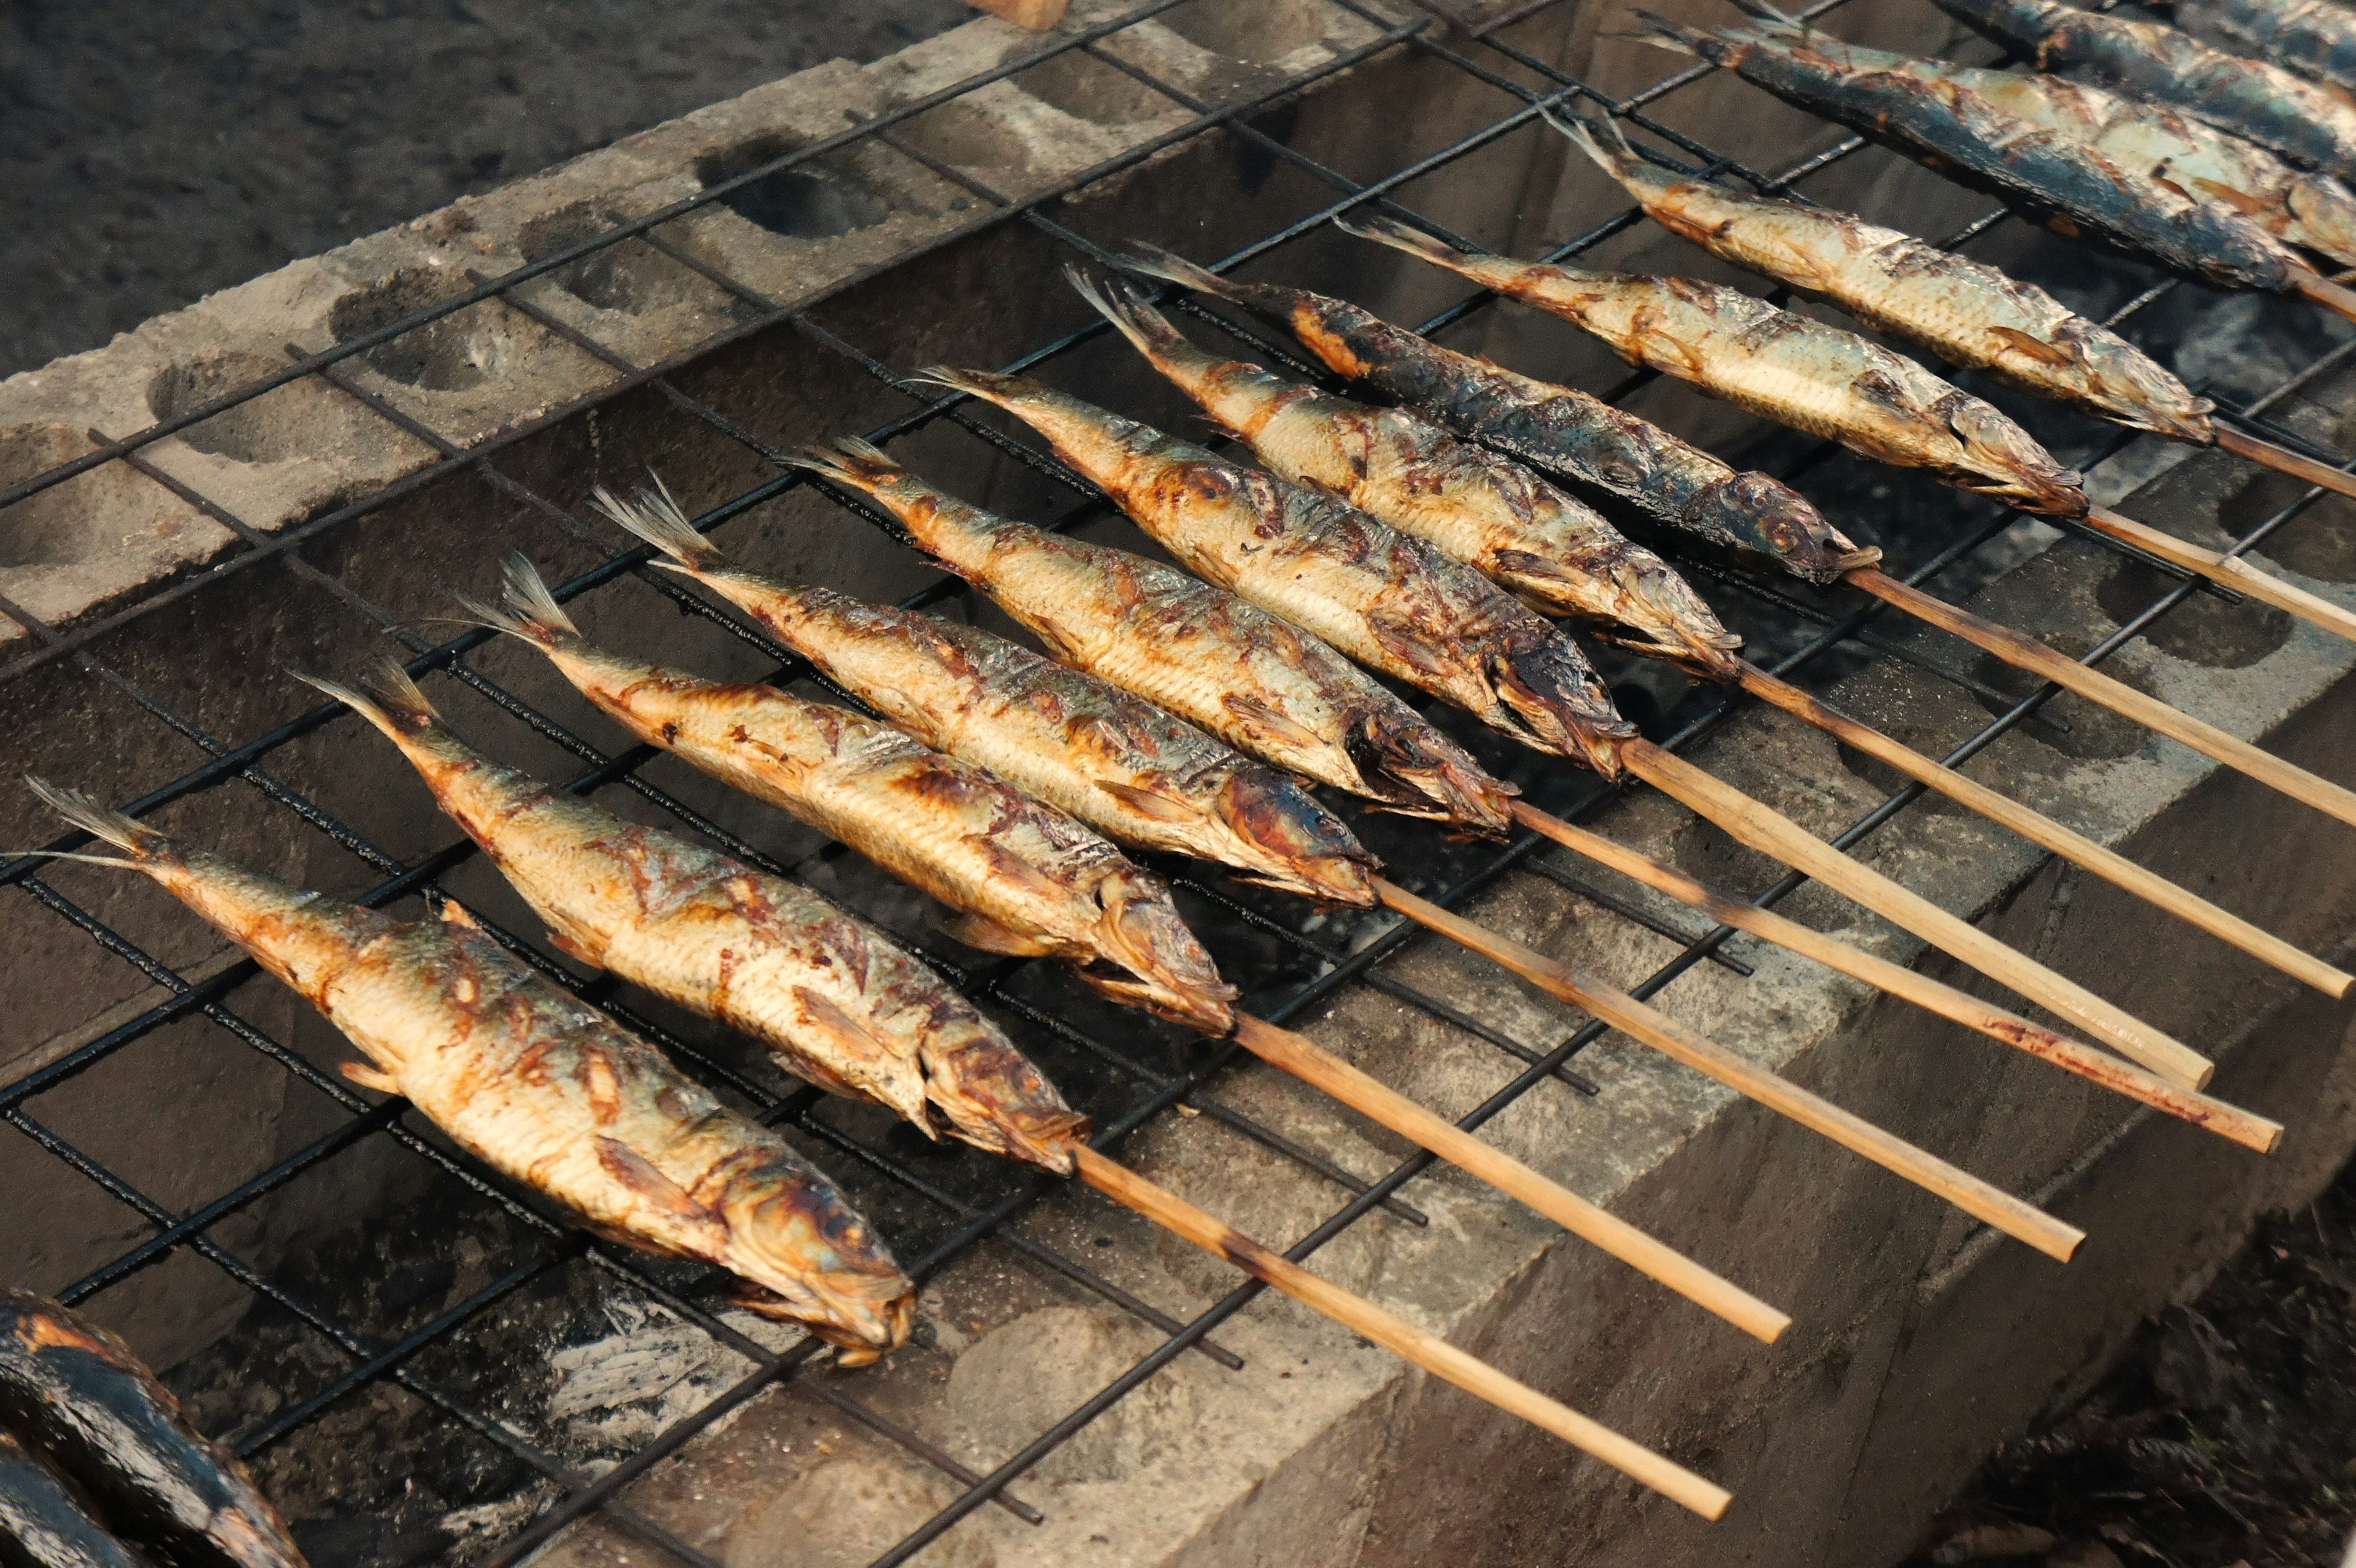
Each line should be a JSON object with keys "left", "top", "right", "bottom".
{"left": 0, "top": 1293, "right": 298, "bottom": 1568}
{"left": 301, "top": 661, "right": 1087, "bottom": 1174}
{"left": 0, "top": 1428, "right": 152, "bottom": 1568}
{"left": 920, "top": 367, "right": 1641, "bottom": 777}
{"left": 1927, "top": 0, "right": 2356, "bottom": 179}
{"left": 2179, "top": 0, "right": 2356, "bottom": 96}
{"left": 1638, "top": 7, "right": 2301, "bottom": 292}
{"left": 20, "top": 790, "right": 917, "bottom": 1364}
{"left": 591, "top": 480, "right": 1380, "bottom": 907}
{"left": 1114, "top": 242, "right": 1877, "bottom": 583}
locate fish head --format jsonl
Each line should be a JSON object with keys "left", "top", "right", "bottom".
{"left": 1212, "top": 769, "right": 1381, "bottom": 908}
{"left": 718, "top": 1160, "right": 917, "bottom": 1362}
{"left": 1347, "top": 709, "right": 1519, "bottom": 836}
{"left": 1941, "top": 398, "right": 2088, "bottom": 517}
{"left": 911, "top": 1010, "right": 1090, "bottom": 1175}
{"left": 1085, "top": 866, "right": 1239, "bottom": 1036}
{"left": 1693, "top": 472, "right": 1879, "bottom": 585}
{"left": 1485, "top": 633, "right": 1638, "bottom": 779}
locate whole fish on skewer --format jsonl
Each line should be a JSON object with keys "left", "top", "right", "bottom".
{"left": 917, "top": 367, "right": 1642, "bottom": 777}
{"left": 782, "top": 437, "right": 1515, "bottom": 834}
{"left": 465, "top": 561, "right": 1238, "bottom": 1034}
{"left": 1557, "top": 115, "right": 2220, "bottom": 439}
{"left": 299, "top": 661, "right": 1087, "bottom": 1171}
{"left": 13, "top": 797, "right": 918, "bottom": 1362}
{"left": 592, "top": 481, "right": 1380, "bottom": 907}
{"left": 2177, "top": 0, "right": 2356, "bottom": 96}
{"left": 1114, "top": 243, "right": 1878, "bottom": 583}
{"left": 0, "top": 1428, "right": 148, "bottom": 1568}
{"left": 1929, "top": 0, "right": 2356, "bottom": 179}
{"left": 1636, "top": 7, "right": 2312, "bottom": 296}
{"left": 0, "top": 1294, "right": 299, "bottom": 1568}
{"left": 1068, "top": 269, "right": 1746, "bottom": 676}
{"left": 1344, "top": 213, "right": 2092, "bottom": 517}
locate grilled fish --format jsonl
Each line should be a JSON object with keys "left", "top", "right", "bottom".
{"left": 593, "top": 482, "right": 1380, "bottom": 907}
{"left": 1638, "top": 7, "right": 2303, "bottom": 293}
{"left": 1560, "top": 115, "right": 2218, "bottom": 440}
{"left": 467, "top": 560, "right": 1238, "bottom": 1034}
{"left": 0, "top": 1294, "right": 294, "bottom": 1568}
{"left": 1345, "top": 213, "right": 2091, "bottom": 517}
{"left": 0, "top": 1428, "right": 147, "bottom": 1568}
{"left": 785, "top": 437, "right": 1517, "bottom": 833}
{"left": 920, "top": 367, "right": 1641, "bottom": 775}
{"left": 1115, "top": 243, "right": 1877, "bottom": 583}
{"left": 2180, "top": 0, "right": 2356, "bottom": 95}
{"left": 1930, "top": 0, "right": 2356, "bottom": 178}
{"left": 23, "top": 788, "right": 915, "bottom": 1364}
{"left": 301, "top": 661, "right": 1085, "bottom": 1172}
{"left": 1070, "top": 269, "right": 1746, "bottom": 676}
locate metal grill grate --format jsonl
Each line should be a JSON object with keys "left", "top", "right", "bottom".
{"left": 3, "top": 1, "right": 2352, "bottom": 1562}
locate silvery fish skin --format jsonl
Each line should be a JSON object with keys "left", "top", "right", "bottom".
{"left": 2180, "top": 0, "right": 2356, "bottom": 94}
{"left": 0, "top": 1428, "right": 147, "bottom": 1568}
{"left": 1115, "top": 243, "right": 1876, "bottom": 583}
{"left": 923, "top": 367, "right": 1641, "bottom": 777}
{"left": 787, "top": 438, "right": 1517, "bottom": 834}
{"left": 464, "top": 582, "right": 1239, "bottom": 1036}
{"left": 1346, "top": 215, "right": 2090, "bottom": 518}
{"left": 23, "top": 789, "right": 915, "bottom": 1365}
{"left": 593, "top": 483, "right": 1379, "bottom": 907}
{"left": 1639, "top": 8, "right": 2303, "bottom": 292}
{"left": 1071, "top": 269, "right": 1746, "bottom": 677}
{"left": 1930, "top": 0, "right": 2356, "bottom": 177}
{"left": 1561, "top": 116, "right": 2217, "bottom": 440}
{"left": 304, "top": 659, "right": 1085, "bottom": 1173}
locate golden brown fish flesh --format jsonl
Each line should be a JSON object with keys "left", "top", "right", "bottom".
{"left": 920, "top": 367, "right": 1640, "bottom": 776}
{"left": 594, "top": 480, "right": 1379, "bottom": 907}
{"left": 785, "top": 437, "right": 1517, "bottom": 834}
{"left": 302, "top": 661, "right": 1086, "bottom": 1172}
{"left": 24, "top": 782, "right": 915, "bottom": 1364}
{"left": 468, "top": 559, "right": 1239, "bottom": 1035}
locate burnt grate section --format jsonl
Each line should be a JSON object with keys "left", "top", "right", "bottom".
{"left": 1, "top": 1, "right": 2352, "bottom": 1564}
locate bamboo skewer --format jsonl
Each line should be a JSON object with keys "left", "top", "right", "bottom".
{"left": 1734, "top": 661, "right": 2352, "bottom": 999}
{"left": 1071, "top": 1145, "right": 1734, "bottom": 1519}
{"left": 2214, "top": 423, "right": 2356, "bottom": 504}
{"left": 1507, "top": 803, "right": 2284, "bottom": 1153}
{"left": 1372, "top": 878, "right": 2087, "bottom": 1261}
{"left": 2084, "top": 505, "right": 2356, "bottom": 647}
{"left": 1850, "top": 566, "right": 2356, "bottom": 831}
{"left": 2292, "top": 268, "right": 2356, "bottom": 328}
{"left": 1612, "top": 739, "right": 2215, "bottom": 1090}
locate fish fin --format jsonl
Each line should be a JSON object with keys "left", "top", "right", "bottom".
{"left": 1363, "top": 607, "right": 1460, "bottom": 683}
{"left": 1112, "top": 242, "right": 1244, "bottom": 302}
{"left": 439, "top": 898, "right": 482, "bottom": 929}
{"left": 23, "top": 777, "right": 166, "bottom": 858}
{"left": 339, "top": 1059, "right": 401, "bottom": 1094}
{"left": 2188, "top": 176, "right": 2271, "bottom": 217}
{"left": 547, "top": 929, "right": 609, "bottom": 969}
{"left": 941, "top": 910, "right": 1059, "bottom": 957}
{"left": 1985, "top": 325, "right": 2079, "bottom": 368}
{"left": 1221, "top": 691, "right": 1325, "bottom": 752}
{"left": 791, "top": 985, "right": 922, "bottom": 1072}
{"left": 593, "top": 1137, "right": 725, "bottom": 1234}
{"left": 966, "top": 835, "right": 1071, "bottom": 903}
{"left": 293, "top": 657, "right": 442, "bottom": 744}
{"left": 454, "top": 553, "right": 581, "bottom": 650}
{"left": 1097, "top": 778, "right": 1204, "bottom": 824}
{"left": 1065, "top": 265, "right": 1194, "bottom": 363}
{"left": 591, "top": 474, "right": 729, "bottom": 571}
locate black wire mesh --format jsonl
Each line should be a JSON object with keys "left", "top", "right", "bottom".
{"left": 2, "top": 0, "right": 2352, "bottom": 1562}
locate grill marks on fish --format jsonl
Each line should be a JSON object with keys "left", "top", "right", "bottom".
{"left": 1560, "top": 115, "right": 2217, "bottom": 441}
{"left": 22, "top": 786, "right": 917, "bottom": 1364}
{"left": 788, "top": 437, "right": 1517, "bottom": 834}
{"left": 1928, "top": 0, "right": 2356, "bottom": 178}
{"left": 461, "top": 563, "right": 1238, "bottom": 1036}
{"left": 0, "top": 1295, "right": 297, "bottom": 1568}
{"left": 1072, "top": 268, "right": 1746, "bottom": 677}
{"left": 919, "top": 367, "right": 1639, "bottom": 776}
{"left": 1114, "top": 243, "right": 1876, "bottom": 583}
{"left": 593, "top": 482, "right": 1380, "bottom": 908}
{"left": 1345, "top": 215, "right": 2090, "bottom": 517}
{"left": 1639, "top": 7, "right": 2301, "bottom": 292}
{"left": 302, "top": 659, "right": 1086, "bottom": 1173}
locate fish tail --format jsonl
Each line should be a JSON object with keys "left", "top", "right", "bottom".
{"left": 911, "top": 364, "right": 1027, "bottom": 410}
{"left": 1333, "top": 212, "right": 1469, "bottom": 271}
{"left": 592, "top": 474, "right": 730, "bottom": 573}
{"left": 1717, "top": 0, "right": 1805, "bottom": 32}
{"left": 1064, "top": 264, "right": 1193, "bottom": 361}
{"left": 1112, "top": 242, "right": 1245, "bottom": 302}
{"left": 457, "top": 553, "right": 583, "bottom": 649}
{"left": 293, "top": 658, "right": 445, "bottom": 745}
{"left": 1544, "top": 108, "right": 1630, "bottom": 177}
{"left": 23, "top": 777, "right": 165, "bottom": 866}
{"left": 780, "top": 435, "right": 907, "bottom": 494}
{"left": 1614, "top": 10, "right": 1708, "bottom": 53}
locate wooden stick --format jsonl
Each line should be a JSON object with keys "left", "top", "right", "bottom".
{"left": 2292, "top": 266, "right": 2356, "bottom": 326}
{"left": 2084, "top": 504, "right": 2356, "bottom": 647}
{"left": 1509, "top": 804, "right": 2285, "bottom": 1154}
{"left": 2214, "top": 423, "right": 2356, "bottom": 504}
{"left": 1071, "top": 1145, "right": 1736, "bottom": 1520}
{"left": 1849, "top": 566, "right": 2356, "bottom": 832}
{"left": 1372, "top": 878, "right": 2087, "bottom": 1261}
{"left": 1230, "top": 1013, "right": 1792, "bottom": 1340}
{"left": 1736, "top": 661, "right": 2352, "bottom": 1000}
{"left": 1615, "top": 740, "right": 2215, "bottom": 1091}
